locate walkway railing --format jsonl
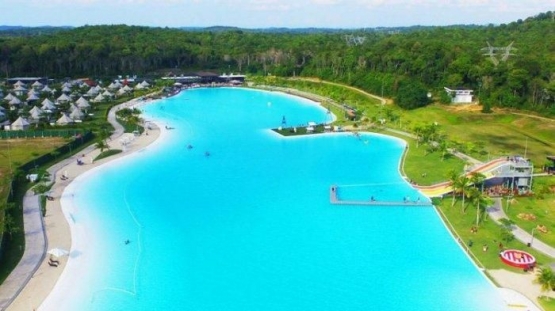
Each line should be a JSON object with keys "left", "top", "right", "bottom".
{"left": 330, "top": 186, "right": 430, "bottom": 207}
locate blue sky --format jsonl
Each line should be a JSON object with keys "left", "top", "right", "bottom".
{"left": 0, "top": 0, "right": 553, "bottom": 28}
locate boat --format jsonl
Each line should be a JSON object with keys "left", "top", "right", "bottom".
{"left": 499, "top": 249, "right": 536, "bottom": 269}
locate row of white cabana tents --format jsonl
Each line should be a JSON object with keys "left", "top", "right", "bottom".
{"left": 5, "top": 113, "right": 78, "bottom": 131}
{"left": 2, "top": 79, "right": 151, "bottom": 130}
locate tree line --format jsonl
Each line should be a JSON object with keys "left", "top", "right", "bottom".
{"left": 0, "top": 11, "right": 553, "bottom": 114}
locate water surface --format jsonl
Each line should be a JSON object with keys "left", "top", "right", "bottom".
{"left": 42, "top": 87, "right": 507, "bottom": 311}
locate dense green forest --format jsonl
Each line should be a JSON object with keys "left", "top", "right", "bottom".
{"left": 0, "top": 11, "right": 554, "bottom": 114}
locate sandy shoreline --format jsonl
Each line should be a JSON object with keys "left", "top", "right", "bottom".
{"left": 7, "top": 98, "right": 164, "bottom": 311}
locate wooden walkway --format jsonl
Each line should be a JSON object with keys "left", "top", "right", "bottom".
{"left": 330, "top": 186, "right": 430, "bottom": 207}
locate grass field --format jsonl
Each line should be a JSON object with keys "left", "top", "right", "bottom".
{"left": 436, "top": 196, "right": 554, "bottom": 270}
{"left": 0, "top": 138, "right": 66, "bottom": 200}
{"left": 503, "top": 176, "right": 555, "bottom": 247}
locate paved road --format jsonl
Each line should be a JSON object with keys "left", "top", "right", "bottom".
{"left": 0, "top": 192, "right": 47, "bottom": 310}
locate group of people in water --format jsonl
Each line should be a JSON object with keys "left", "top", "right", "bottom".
{"left": 186, "top": 144, "right": 210, "bottom": 157}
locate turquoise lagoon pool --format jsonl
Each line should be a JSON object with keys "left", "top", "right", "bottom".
{"left": 41, "top": 88, "right": 508, "bottom": 310}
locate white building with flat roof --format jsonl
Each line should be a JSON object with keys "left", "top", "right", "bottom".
{"left": 444, "top": 87, "right": 473, "bottom": 104}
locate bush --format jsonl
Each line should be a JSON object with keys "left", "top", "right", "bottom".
{"left": 395, "top": 80, "right": 430, "bottom": 110}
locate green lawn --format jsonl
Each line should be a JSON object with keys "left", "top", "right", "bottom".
{"left": 503, "top": 176, "right": 555, "bottom": 246}
{"left": 0, "top": 138, "right": 66, "bottom": 200}
{"left": 436, "top": 197, "right": 554, "bottom": 271}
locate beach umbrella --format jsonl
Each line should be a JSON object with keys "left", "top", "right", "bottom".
{"left": 48, "top": 248, "right": 69, "bottom": 258}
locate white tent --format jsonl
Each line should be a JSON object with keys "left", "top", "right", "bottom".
{"left": 69, "top": 103, "right": 80, "bottom": 112}
{"left": 41, "top": 85, "right": 53, "bottom": 93}
{"left": 14, "top": 85, "right": 27, "bottom": 96}
{"left": 27, "top": 93, "right": 40, "bottom": 102}
{"left": 140, "top": 80, "right": 150, "bottom": 87}
{"left": 56, "top": 114, "right": 74, "bottom": 125}
{"left": 61, "top": 82, "right": 72, "bottom": 88}
{"left": 4, "top": 93, "right": 15, "bottom": 101}
{"left": 108, "top": 82, "right": 119, "bottom": 90}
{"left": 32, "top": 81, "right": 43, "bottom": 88}
{"left": 86, "top": 88, "right": 98, "bottom": 96}
{"left": 122, "top": 85, "right": 133, "bottom": 92}
{"left": 134, "top": 83, "right": 145, "bottom": 90}
{"left": 70, "top": 108, "right": 84, "bottom": 120}
{"left": 77, "top": 101, "right": 90, "bottom": 110}
{"left": 57, "top": 93, "right": 71, "bottom": 103}
{"left": 13, "top": 80, "right": 25, "bottom": 87}
{"left": 61, "top": 86, "right": 72, "bottom": 93}
{"left": 117, "top": 88, "right": 128, "bottom": 96}
{"left": 76, "top": 96, "right": 90, "bottom": 106}
{"left": 9, "top": 97, "right": 22, "bottom": 106}
{"left": 102, "top": 90, "right": 114, "bottom": 97}
{"left": 94, "top": 85, "right": 102, "bottom": 92}
{"left": 93, "top": 94, "right": 105, "bottom": 102}
{"left": 29, "top": 106, "right": 44, "bottom": 120}
{"left": 11, "top": 116, "right": 30, "bottom": 130}
{"left": 27, "top": 89, "right": 40, "bottom": 96}
{"left": 41, "top": 98, "right": 56, "bottom": 110}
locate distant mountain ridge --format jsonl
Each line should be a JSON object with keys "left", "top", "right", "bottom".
{"left": 0, "top": 24, "right": 483, "bottom": 37}
{"left": 0, "top": 25, "right": 72, "bottom": 37}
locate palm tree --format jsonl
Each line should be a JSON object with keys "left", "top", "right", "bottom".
{"left": 468, "top": 187, "right": 492, "bottom": 226}
{"left": 469, "top": 172, "right": 486, "bottom": 190}
{"left": 447, "top": 169, "right": 460, "bottom": 207}
{"left": 458, "top": 175, "right": 471, "bottom": 213}
{"left": 95, "top": 140, "right": 109, "bottom": 153}
{"left": 535, "top": 266, "right": 555, "bottom": 295}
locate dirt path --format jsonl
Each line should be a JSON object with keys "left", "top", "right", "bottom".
{"left": 289, "top": 77, "right": 388, "bottom": 105}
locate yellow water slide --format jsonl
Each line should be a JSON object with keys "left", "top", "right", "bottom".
{"left": 415, "top": 158, "right": 509, "bottom": 198}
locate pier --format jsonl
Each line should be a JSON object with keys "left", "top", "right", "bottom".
{"left": 330, "top": 186, "right": 430, "bottom": 207}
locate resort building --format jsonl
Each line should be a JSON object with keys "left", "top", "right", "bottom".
{"left": 444, "top": 87, "right": 474, "bottom": 104}
{"left": 162, "top": 71, "right": 246, "bottom": 85}
{"left": 485, "top": 156, "right": 534, "bottom": 196}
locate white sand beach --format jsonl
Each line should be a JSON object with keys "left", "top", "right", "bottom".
{"left": 7, "top": 98, "right": 165, "bottom": 311}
